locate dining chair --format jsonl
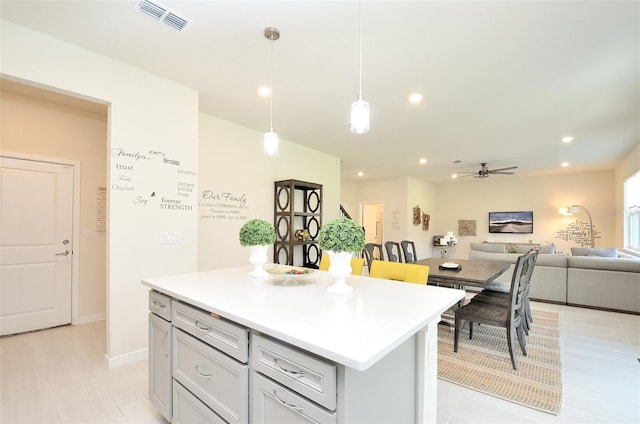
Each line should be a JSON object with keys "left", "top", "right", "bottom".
{"left": 369, "top": 260, "right": 429, "bottom": 285}
{"left": 400, "top": 240, "right": 418, "bottom": 263}
{"left": 319, "top": 254, "right": 365, "bottom": 276}
{"left": 471, "top": 250, "right": 538, "bottom": 334}
{"left": 453, "top": 250, "right": 537, "bottom": 370}
{"left": 363, "top": 243, "right": 384, "bottom": 272}
{"left": 384, "top": 241, "right": 402, "bottom": 263}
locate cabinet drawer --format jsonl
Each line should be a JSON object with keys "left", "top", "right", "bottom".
{"left": 173, "top": 329, "right": 249, "bottom": 424}
{"left": 251, "top": 372, "right": 336, "bottom": 424}
{"left": 149, "top": 290, "right": 171, "bottom": 321}
{"left": 173, "top": 301, "right": 249, "bottom": 363}
{"left": 251, "top": 333, "right": 336, "bottom": 411}
{"left": 173, "top": 381, "right": 226, "bottom": 424}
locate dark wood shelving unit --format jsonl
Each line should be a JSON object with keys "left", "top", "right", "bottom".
{"left": 273, "top": 179, "right": 323, "bottom": 267}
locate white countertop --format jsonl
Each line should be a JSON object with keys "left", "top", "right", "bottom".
{"left": 142, "top": 265, "right": 464, "bottom": 371}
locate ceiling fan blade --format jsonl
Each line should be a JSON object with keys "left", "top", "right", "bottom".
{"left": 490, "top": 171, "right": 515, "bottom": 175}
{"left": 489, "top": 166, "right": 518, "bottom": 173}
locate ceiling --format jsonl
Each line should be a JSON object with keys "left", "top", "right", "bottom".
{"left": 1, "top": 0, "right": 638, "bottom": 184}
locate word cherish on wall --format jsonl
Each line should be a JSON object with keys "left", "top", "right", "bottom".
{"left": 199, "top": 190, "right": 249, "bottom": 221}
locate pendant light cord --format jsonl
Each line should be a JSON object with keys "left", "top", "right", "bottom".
{"left": 357, "top": 0, "right": 363, "bottom": 99}
{"left": 269, "top": 34, "right": 274, "bottom": 131}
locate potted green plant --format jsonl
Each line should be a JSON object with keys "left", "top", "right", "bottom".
{"left": 318, "top": 218, "right": 365, "bottom": 294}
{"left": 239, "top": 219, "right": 276, "bottom": 277}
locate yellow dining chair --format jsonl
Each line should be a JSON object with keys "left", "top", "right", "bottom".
{"left": 369, "top": 261, "right": 429, "bottom": 285}
{"left": 319, "top": 254, "right": 365, "bottom": 276}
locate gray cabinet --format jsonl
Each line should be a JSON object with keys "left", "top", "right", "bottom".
{"left": 171, "top": 301, "right": 249, "bottom": 423}
{"left": 149, "top": 291, "right": 172, "bottom": 421}
{"left": 149, "top": 292, "right": 418, "bottom": 424}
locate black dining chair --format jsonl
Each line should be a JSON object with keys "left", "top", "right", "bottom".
{"left": 384, "top": 241, "right": 402, "bottom": 263}
{"left": 400, "top": 240, "right": 418, "bottom": 263}
{"left": 454, "top": 250, "right": 537, "bottom": 370}
{"left": 363, "top": 243, "right": 384, "bottom": 272}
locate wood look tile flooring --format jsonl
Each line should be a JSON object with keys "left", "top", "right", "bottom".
{"left": 0, "top": 302, "right": 638, "bottom": 423}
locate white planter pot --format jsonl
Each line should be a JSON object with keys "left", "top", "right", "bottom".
{"left": 326, "top": 251, "right": 354, "bottom": 294}
{"left": 248, "top": 245, "right": 269, "bottom": 278}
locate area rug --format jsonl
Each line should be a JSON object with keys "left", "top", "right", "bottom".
{"left": 437, "top": 310, "right": 562, "bottom": 415}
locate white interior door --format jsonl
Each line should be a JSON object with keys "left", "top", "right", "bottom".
{"left": 0, "top": 157, "right": 73, "bottom": 336}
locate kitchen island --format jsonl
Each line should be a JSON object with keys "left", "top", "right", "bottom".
{"left": 143, "top": 265, "right": 464, "bottom": 423}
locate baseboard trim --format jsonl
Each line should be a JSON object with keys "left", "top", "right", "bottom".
{"left": 73, "top": 313, "right": 106, "bottom": 325}
{"left": 106, "top": 347, "right": 148, "bottom": 368}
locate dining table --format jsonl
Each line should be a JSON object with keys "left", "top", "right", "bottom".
{"left": 415, "top": 257, "right": 511, "bottom": 289}
{"left": 415, "top": 257, "right": 512, "bottom": 323}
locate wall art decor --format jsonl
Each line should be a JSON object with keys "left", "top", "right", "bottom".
{"left": 422, "top": 212, "right": 430, "bottom": 231}
{"left": 413, "top": 205, "right": 421, "bottom": 226}
{"left": 458, "top": 219, "right": 476, "bottom": 236}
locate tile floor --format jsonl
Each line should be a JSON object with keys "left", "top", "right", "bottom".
{"left": 0, "top": 302, "right": 638, "bottom": 423}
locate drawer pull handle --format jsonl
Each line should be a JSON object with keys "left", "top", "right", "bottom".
{"left": 273, "top": 390, "right": 304, "bottom": 412}
{"left": 195, "top": 365, "right": 212, "bottom": 378}
{"left": 195, "top": 321, "right": 212, "bottom": 332}
{"left": 274, "top": 358, "right": 305, "bottom": 376}
{"left": 152, "top": 300, "right": 166, "bottom": 310}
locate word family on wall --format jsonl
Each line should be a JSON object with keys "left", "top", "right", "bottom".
{"left": 199, "top": 190, "right": 249, "bottom": 221}
{"left": 555, "top": 219, "right": 602, "bottom": 246}
{"left": 110, "top": 147, "right": 196, "bottom": 213}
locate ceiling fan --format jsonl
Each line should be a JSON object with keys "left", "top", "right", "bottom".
{"left": 456, "top": 162, "right": 518, "bottom": 179}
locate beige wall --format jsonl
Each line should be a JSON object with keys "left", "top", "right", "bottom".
{"left": 1, "top": 88, "right": 108, "bottom": 321}
{"left": 349, "top": 170, "right": 622, "bottom": 260}
{"left": 434, "top": 171, "right": 616, "bottom": 258}
{"left": 198, "top": 114, "right": 341, "bottom": 270}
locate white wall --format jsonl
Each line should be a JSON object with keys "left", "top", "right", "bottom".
{"left": 1, "top": 21, "right": 199, "bottom": 365}
{"left": 197, "top": 114, "right": 341, "bottom": 271}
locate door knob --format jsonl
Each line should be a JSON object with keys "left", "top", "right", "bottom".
{"left": 56, "top": 250, "right": 70, "bottom": 256}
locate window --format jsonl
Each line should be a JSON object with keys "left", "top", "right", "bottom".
{"left": 624, "top": 171, "right": 640, "bottom": 251}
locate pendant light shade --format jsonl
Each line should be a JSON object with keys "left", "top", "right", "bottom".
{"left": 264, "top": 130, "right": 278, "bottom": 156}
{"left": 264, "top": 27, "right": 280, "bottom": 155}
{"left": 350, "top": 0, "right": 369, "bottom": 134}
{"left": 350, "top": 96, "right": 370, "bottom": 134}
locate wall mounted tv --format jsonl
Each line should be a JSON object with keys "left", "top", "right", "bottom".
{"left": 488, "top": 211, "right": 533, "bottom": 234}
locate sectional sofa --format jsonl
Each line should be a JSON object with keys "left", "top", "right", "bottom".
{"left": 467, "top": 243, "right": 640, "bottom": 314}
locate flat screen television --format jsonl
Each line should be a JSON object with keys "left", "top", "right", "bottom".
{"left": 488, "top": 211, "right": 533, "bottom": 234}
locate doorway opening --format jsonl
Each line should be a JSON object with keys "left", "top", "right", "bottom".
{"left": 361, "top": 202, "right": 383, "bottom": 257}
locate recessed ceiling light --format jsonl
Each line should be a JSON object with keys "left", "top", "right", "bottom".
{"left": 357, "top": 171, "right": 364, "bottom": 177}
{"left": 408, "top": 93, "right": 423, "bottom": 104}
{"left": 561, "top": 162, "right": 570, "bottom": 167}
{"left": 561, "top": 136, "right": 574, "bottom": 143}
{"left": 419, "top": 158, "right": 427, "bottom": 165}
{"left": 258, "top": 86, "right": 271, "bottom": 97}
{"left": 451, "top": 174, "right": 458, "bottom": 179}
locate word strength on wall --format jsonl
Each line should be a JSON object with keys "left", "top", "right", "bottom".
{"left": 110, "top": 147, "right": 197, "bottom": 213}
{"left": 199, "top": 189, "right": 249, "bottom": 221}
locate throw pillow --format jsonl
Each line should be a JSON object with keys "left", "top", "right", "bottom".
{"left": 470, "top": 242, "right": 506, "bottom": 253}
{"left": 571, "top": 247, "right": 618, "bottom": 257}
{"left": 538, "top": 244, "right": 556, "bottom": 254}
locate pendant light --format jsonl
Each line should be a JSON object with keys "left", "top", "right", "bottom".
{"left": 264, "top": 27, "right": 280, "bottom": 156}
{"left": 350, "top": 0, "right": 369, "bottom": 134}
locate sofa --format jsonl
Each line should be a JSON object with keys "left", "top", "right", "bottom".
{"left": 467, "top": 243, "right": 640, "bottom": 314}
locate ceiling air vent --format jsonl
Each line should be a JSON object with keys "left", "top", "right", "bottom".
{"left": 136, "top": 0, "right": 192, "bottom": 32}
